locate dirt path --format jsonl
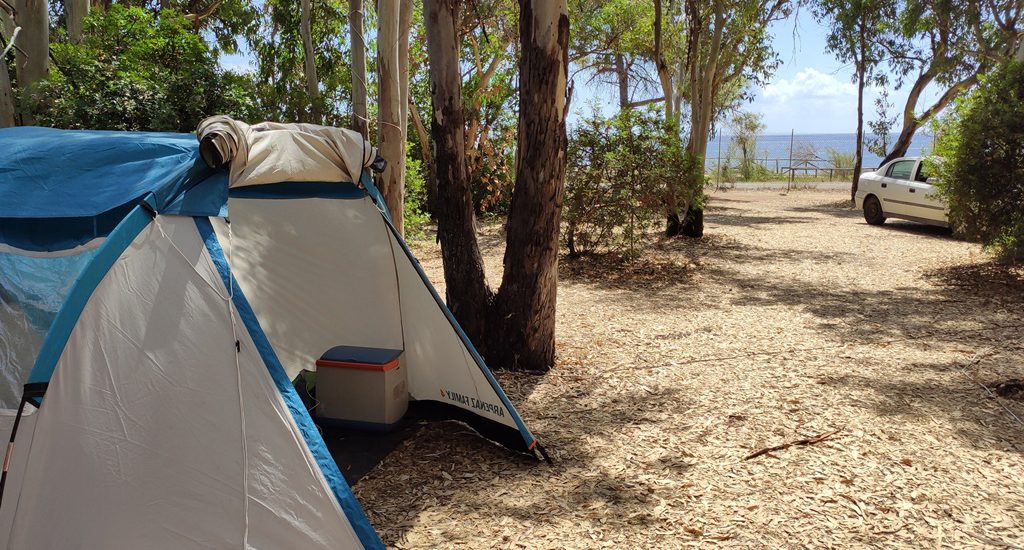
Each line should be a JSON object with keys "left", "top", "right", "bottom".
{"left": 355, "top": 190, "right": 1024, "bottom": 549}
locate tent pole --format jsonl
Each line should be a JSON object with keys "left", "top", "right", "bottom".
{"left": 0, "top": 382, "right": 47, "bottom": 509}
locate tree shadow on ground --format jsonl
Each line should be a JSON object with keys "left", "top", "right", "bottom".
{"left": 558, "top": 235, "right": 854, "bottom": 311}
{"left": 360, "top": 382, "right": 699, "bottom": 545}
{"left": 701, "top": 256, "right": 1023, "bottom": 344}
{"left": 788, "top": 200, "right": 860, "bottom": 218}
{"left": 819, "top": 358, "right": 1024, "bottom": 455}
{"left": 710, "top": 196, "right": 754, "bottom": 204}
{"left": 709, "top": 212, "right": 816, "bottom": 228}
{"left": 703, "top": 256, "right": 1024, "bottom": 456}
{"left": 926, "top": 261, "right": 1024, "bottom": 299}
{"left": 376, "top": 205, "right": 1022, "bottom": 544}
{"left": 877, "top": 221, "right": 955, "bottom": 240}
{"left": 559, "top": 251, "right": 700, "bottom": 291}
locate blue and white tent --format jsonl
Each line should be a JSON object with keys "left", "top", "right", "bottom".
{"left": 0, "top": 123, "right": 540, "bottom": 549}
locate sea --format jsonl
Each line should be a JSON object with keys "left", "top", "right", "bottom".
{"left": 705, "top": 132, "right": 935, "bottom": 171}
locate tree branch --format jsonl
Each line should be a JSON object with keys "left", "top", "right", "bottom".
{"left": 184, "top": 0, "right": 223, "bottom": 22}
{"left": 627, "top": 96, "right": 665, "bottom": 108}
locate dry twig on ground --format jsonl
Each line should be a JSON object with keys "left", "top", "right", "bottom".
{"left": 743, "top": 428, "right": 843, "bottom": 460}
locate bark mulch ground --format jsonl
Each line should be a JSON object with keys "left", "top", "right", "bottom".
{"left": 354, "top": 189, "right": 1024, "bottom": 549}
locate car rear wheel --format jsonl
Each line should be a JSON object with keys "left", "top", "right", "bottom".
{"left": 863, "top": 195, "right": 886, "bottom": 225}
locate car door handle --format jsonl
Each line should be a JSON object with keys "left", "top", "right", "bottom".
{"left": 909, "top": 188, "right": 916, "bottom": 193}
{"left": 880, "top": 183, "right": 887, "bottom": 188}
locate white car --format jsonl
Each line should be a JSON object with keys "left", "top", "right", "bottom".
{"left": 854, "top": 156, "right": 949, "bottom": 227}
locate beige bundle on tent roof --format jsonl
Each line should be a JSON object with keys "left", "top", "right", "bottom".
{"left": 197, "top": 115, "right": 377, "bottom": 187}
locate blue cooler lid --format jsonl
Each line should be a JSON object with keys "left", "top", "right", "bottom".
{"left": 317, "top": 345, "right": 402, "bottom": 366}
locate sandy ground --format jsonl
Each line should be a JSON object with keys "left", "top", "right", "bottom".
{"left": 355, "top": 189, "right": 1024, "bottom": 549}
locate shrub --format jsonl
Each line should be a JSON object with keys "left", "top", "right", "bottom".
{"left": 932, "top": 61, "right": 1024, "bottom": 262}
{"left": 565, "top": 109, "right": 706, "bottom": 257}
{"left": 728, "top": 111, "right": 766, "bottom": 180}
{"left": 23, "top": 6, "right": 257, "bottom": 132}
{"left": 826, "top": 148, "right": 855, "bottom": 179}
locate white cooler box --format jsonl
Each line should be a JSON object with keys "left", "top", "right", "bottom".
{"left": 314, "top": 345, "right": 408, "bottom": 431}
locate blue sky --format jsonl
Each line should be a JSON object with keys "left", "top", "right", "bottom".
{"left": 747, "top": 13, "right": 890, "bottom": 134}
{"left": 573, "top": 12, "right": 941, "bottom": 135}
{"left": 222, "top": 12, "right": 941, "bottom": 136}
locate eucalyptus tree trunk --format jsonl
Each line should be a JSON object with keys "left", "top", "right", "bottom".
{"left": 652, "top": 0, "right": 674, "bottom": 122}
{"left": 349, "top": 0, "right": 368, "bottom": 137}
{"left": 0, "top": 58, "right": 13, "bottom": 127}
{"left": 614, "top": 53, "right": 628, "bottom": 109}
{"left": 14, "top": 0, "right": 48, "bottom": 125}
{"left": 0, "top": 10, "right": 15, "bottom": 127}
{"left": 671, "top": 0, "right": 725, "bottom": 239}
{"left": 398, "top": 0, "right": 410, "bottom": 140}
{"left": 66, "top": 0, "right": 89, "bottom": 44}
{"left": 300, "top": 0, "right": 322, "bottom": 123}
{"left": 852, "top": 22, "right": 865, "bottom": 203}
{"left": 488, "top": 0, "right": 569, "bottom": 372}
{"left": 378, "top": 0, "right": 407, "bottom": 234}
{"left": 880, "top": 71, "right": 978, "bottom": 165}
{"left": 422, "top": 0, "right": 491, "bottom": 344}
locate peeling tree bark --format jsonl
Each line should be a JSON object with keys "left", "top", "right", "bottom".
{"left": 852, "top": 20, "right": 866, "bottom": 203}
{"left": 14, "top": 0, "right": 48, "bottom": 125}
{"left": 677, "top": 0, "right": 725, "bottom": 238}
{"left": 0, "top": 58, "right": 13, "bottom": 127}
{"left": 1, "top": 9, "right": 15, "bottom": 127}
{"left": 66, "top": 0, "right": 89, "bottom": 44}
{"left": 378, "top": 0, "right": 407, "bottom": 234}
{"left": 614, "top": 53, "right": 628, "bottom": 109}
{"left": 398, "top": 0, "right": 411, "bottom": 140}
{"left": 653, "top": 0, "right": 675, "bottom": 122}
{"left": 880, "top": 72, "right": 979, "bottom": 165}
{"left": 423, "top": 0, "right": 569, "bottom": 371}
{"left": 349, "top": 0, "right": 369, "bottom": 137}
{"left": 423, "top": 0, "right": 491, "bottom": 344}
{"left": 488, "top": 0, "right": 569, "bottom": 372}
{"left": 300, "top": 0, "right": 322, "bottom": 123}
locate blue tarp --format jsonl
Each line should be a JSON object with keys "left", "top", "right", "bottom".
{"left": 0, "top": 127, "right": 225, "bottom": 219}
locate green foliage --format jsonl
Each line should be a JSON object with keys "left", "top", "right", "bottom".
{"left": 117, "top": 0, "right": 259, "bottom": 53}
{"left": 812, "top": 0, "right": 893, "bottom": 70}
{"left": 570, "top": 0, "right": 654, "bottom": 71}
{"left": 826, "top": 148, "right": 856, "bottom": 179}
{"left": 459, "top": 1, "right": 519, "bottom": 214}
{"left": 403, "top": 153, "right": 431, "bottom": 240}
{"left": 728, "top": 111, "right": 766, "bottom": 180}
{"left": 246, "top": 0, "right": 352, "bottom": 125}
{"left": 866, "top": 88, "right": 896, "bottom": 158}
{"left": 24, "top": 6, "right": 256, "bottom": 132}
{"left": 565, "top": 109, "right": 706, "bottom": 257}
{"left": 931, "top": 61, "right": 1024, "bottom": 262}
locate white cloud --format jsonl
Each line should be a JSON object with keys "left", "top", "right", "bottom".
{"left": 762, "top": 67, "right": 856, "bottom": 103}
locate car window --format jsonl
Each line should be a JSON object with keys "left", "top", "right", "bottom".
{"left": 916, "top": 162, "right": 933, "bottom": 182}
{"left": 886, "top": 160, "right": 916, "bottom": 180}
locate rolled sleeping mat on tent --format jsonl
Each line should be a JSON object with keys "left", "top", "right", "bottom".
{"left": 197, "top": 116, "right": 378, "bottom": 188}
